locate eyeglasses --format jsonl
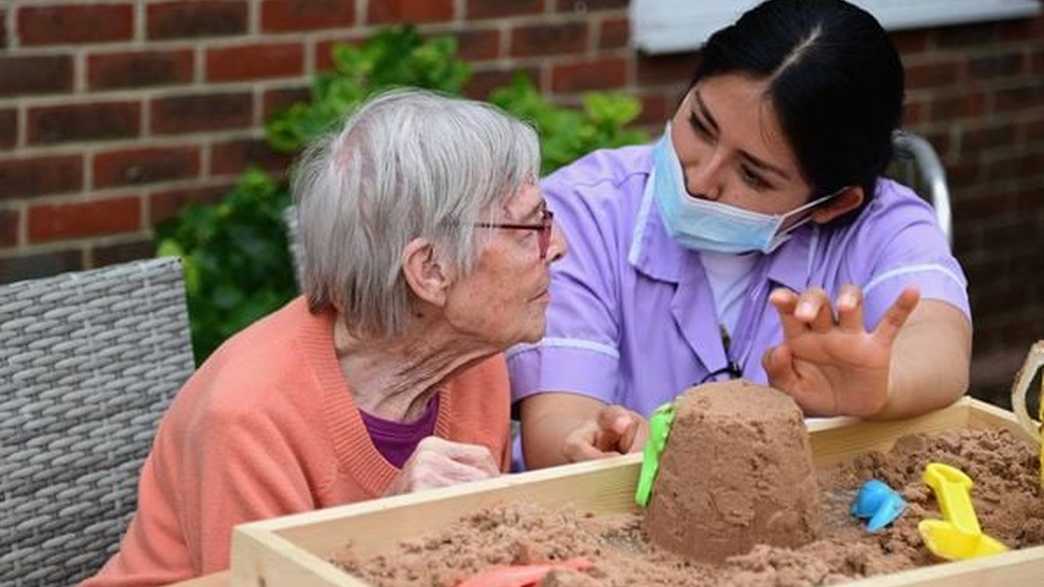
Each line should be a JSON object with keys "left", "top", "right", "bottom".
{"left": 473, "top": 207, "right": 555, "bottom": 259}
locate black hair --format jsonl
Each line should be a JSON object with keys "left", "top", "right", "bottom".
{"left": 690, "top": 0, "right": 904, "bottom": 207}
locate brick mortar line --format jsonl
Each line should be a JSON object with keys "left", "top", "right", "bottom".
{"left": 6, "top": 1, "right": 20, "bottom": 51}
{"left": 461, "top": 10, "right": 629, "bottom": 28}
{"left": 905, "top": 73, "right": 1044, "bottom": 94}
{"left": 622, "top": 82, "right": 691, "bottom": 99}
{"left": 300, "top": 10, "right": 628, "bottom": 42}
{"left": 900, "top": 39, "right": 1044, "bottom": 64}
{"left": 5, "top": 128, "right": 268, "bottom": 159}
{"left": 949, "top": 177, "right": 1044, "bottom": 200}
{"left": 186, "top": 74, "right": 315, "bottom": 93}
{"left": 200, "top": 134, "right": 212, "bottom": 178}
{"left": 1, "top": 74, "right": 316, "bottom": 108}
{"left": 248, "top": 0, "right": 260, "bottom": 36}
{"left": 73, "top": 49, "right": 87, "bottom": 94}
{"left": 134, "top": 0, "right": 146, "bottom": 43}
{"left": 5, "top": 39, "right": 255, "bottom": 56}
{"left": 8, "top": 176, "right": 228, "bottom": 208}
{"left": 976, "top": 141, "right": 1044, "bottom": 163}
{"left": 904, "top": 77, "right": 1044, "bottom": 101}
{"left": 139, "top": 189, "right": 151, "bottom": 234}
{"left": 302, "top": 32, "right": 316, "bottom": 80}
{"left": 83, "top": 150, "right": 93, "bottom": 197}
{"left": 959, "top": 174, "right": 1044, "bottom": 193}
{"left": 6, "top": 39, "right": 165, "bottom": 53}
{"left": 497, "top": 19, "right": 511, "bottom": 58}
{"left": 1, "top": 231, "right": 156, "bottom": 259}
{"left": 192, "top": 44, "right": 205, "bottom": 84}
{"left": 250, "top": 88, "right": 264, "bottom": 130}
{"left": 625, "top": 42, "right": 638, "bottom": 87}
{"left": 468, "top": 47, "right": 634, "bottom": 70}
{"left": 0, "top": 87, "right": 272, "bottom": 120}
{"left": 913, "top": 101, "right": 1044, "bottom": 125}
{"left": 20, "top": 222, "right": 153, "bottom": 246}
{"left": 9, "top": 0, "right": 137, "bottom": 8}
{"left": 956, "top": 175, "right": 1044, "bottom": 196}
{"left": 910, "top": 104, "right": 1044, "bottom": 131}
{"left": 4, "top": 4, "right": 15, "bottom": 51}
{"left": 16, "top": 200, "right": 27, "bottom": 250}
{"left": 81, "top": 244, "right": 94, "bottom": 270}
{"left": 141, "top": 93, "right": 152, "bottom": 140}
{"left": 14, "top": 103, "right": 26, "bottom": 151}
{"left": 587, "top": 14, "right": 601, "bottom": 54}
{"left": 1, "top": 87, "right": 229, "bottom": 110}
{"left": 952, "top": 132, "right": 1044, "bottom": 157}
{"left": 356, "top": 0, "right": 368, "bottom": 32}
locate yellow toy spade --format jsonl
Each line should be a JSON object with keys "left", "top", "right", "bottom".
{"left": 917, "top": 463, "right": 1008, "bottom": 561}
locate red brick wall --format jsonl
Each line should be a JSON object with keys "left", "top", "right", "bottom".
{"left": 0, "top": 1, "right": 1041, "bottom": 395}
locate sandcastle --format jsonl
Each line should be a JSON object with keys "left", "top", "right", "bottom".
{"left": 643, "top": 379, "right": 823, "bottom": 562}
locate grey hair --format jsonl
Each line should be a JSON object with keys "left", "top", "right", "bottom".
{"left": 292, "top": 88, "right": 541, "bottom": 339}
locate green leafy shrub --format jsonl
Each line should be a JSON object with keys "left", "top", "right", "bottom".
{"left": 156, "top": 170, "right": 294, "bottom": 362}
{"left": 489, "top": 73, "right": 647, "bottom": 175}
{"left": 156, "top": 25, "right": 647, "bottom": 363}
{"left": 266, "top": 26, "right": 470, "bottom": 154}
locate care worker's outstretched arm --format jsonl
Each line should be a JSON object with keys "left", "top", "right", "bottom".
{"left": 762, "top": 284, "right": 971, "bottom": 420}
{"left": 520, "top": 393, "right": 648, "bottom": 469}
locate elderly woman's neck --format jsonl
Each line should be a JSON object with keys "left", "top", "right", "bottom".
{"left": 333, "top": 316, "right": 494, "bottom": 423}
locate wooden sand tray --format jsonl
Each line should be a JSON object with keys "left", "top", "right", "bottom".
{"left": 228, "top": 397, "right": 1043, "bottom": 587}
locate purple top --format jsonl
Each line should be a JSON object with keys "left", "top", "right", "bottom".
{"left": 359, "top": 393, "right": 440, "bottom": 468}
{"left": 508, "top": 144, "right": 969, "bottom": 421}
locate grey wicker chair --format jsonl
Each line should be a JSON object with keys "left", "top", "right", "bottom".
{"left": 0, "top": 257, "right": 195, "bottom": 586}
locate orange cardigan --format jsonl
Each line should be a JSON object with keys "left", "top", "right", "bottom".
{"left": 83, "top": 297, "right": 511, "bottom": 586}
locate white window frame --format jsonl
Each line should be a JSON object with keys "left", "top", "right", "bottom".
{"left": 632, "top": 0, "right": 1042, "bottom": 55}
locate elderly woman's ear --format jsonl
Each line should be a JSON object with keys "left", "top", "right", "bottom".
{"left": 401, "top": 238, "right": 452, "bottom": 308}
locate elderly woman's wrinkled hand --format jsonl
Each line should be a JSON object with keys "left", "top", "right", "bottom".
{"left": 761, "top": 284, "right": 920, "bottom": 418}
{"left": 384, "top": 436, "right": 500, "bottom": 496}
{"left": 563, "top": 405, "right": 649, "bottom": 462}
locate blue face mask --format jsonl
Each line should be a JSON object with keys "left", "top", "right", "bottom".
{"left": 653, "top": 125, "right": 843, "bottom": 254}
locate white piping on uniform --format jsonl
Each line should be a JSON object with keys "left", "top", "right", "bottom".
{"left": 863, "top": 263, "right": 967, "bottom": 297}
{"left": 506, "top": 337, "right": 621, "bottom": 360}
{"left": 628, "top": 170, "right": 656, "bottom": 266}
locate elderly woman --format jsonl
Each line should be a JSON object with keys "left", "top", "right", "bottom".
{"left": 85, "top": 89, "right": 565, "bottom": 585}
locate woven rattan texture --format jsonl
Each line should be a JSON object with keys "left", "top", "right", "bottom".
{"left": 0, "top": 258, "right": 195, "bottom": 586}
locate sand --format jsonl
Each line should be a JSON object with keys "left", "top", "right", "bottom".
{"left": 332, "top": 427, "right": 1043, "bottom": 586}
{"left": 645, "top": 381, "right": 822, "bottom": 561}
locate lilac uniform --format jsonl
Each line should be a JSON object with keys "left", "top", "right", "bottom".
{"left": 507, "top": 145, "right": 970, "bottom": 432}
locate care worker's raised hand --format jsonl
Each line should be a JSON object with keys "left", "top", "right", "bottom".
{"left": 563, "top": 405, "right": 649, "bottom": 462}
{"left": 762, "top": 284, "right": 921, "bottom": 418}
{"left": 384, "top": 436, "right": 500, "bottom": 496}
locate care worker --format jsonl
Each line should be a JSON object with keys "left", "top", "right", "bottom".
{"left": 509, "top": 0, "right": 971, "bottom": 469}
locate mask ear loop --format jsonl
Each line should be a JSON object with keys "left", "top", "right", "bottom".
{"left": 774, "top": 186, "right": 850, "bottom": 236}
